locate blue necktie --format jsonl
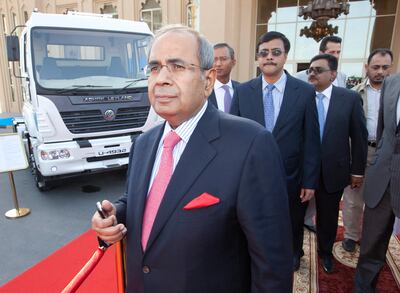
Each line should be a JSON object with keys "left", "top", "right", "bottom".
{"left": 222, "top": 85, "right": 232, "bottom": 113}
{"left": 264, "top": 84, "right": 275, "bottom": 132}
{"left": 316, "top": 93, "right": 325, "bottom": 141}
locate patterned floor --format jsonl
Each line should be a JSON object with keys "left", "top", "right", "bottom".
{"left": 293, "top": 212, "right": 400, "bottom": 292}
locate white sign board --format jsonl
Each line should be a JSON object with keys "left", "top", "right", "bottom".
{"left": 0, "top": 133, "right": 28, "bottom": 172}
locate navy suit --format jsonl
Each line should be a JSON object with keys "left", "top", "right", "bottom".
{"left": 115, "top": 103, "right": 293, "bottom": 292}
{"left": 208, "top": 80, "right": 240, "bottom": 111}
{"left": 316, "top": 86, "right": 367, "bottom": 257}
{"left": 230, "top": 73, "right": 320, "bottom": 257}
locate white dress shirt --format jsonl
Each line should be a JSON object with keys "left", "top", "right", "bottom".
{"left": 148, "top": 101, "right": 208, "bottom": 192}
{"left": 214, "top": 79, "right": 234, "bottom": 112}
{"left": 365, "top": 80, "right": 381, "bottom": 141}
{"left": 262, "top": 72, "right": 287, "bottom": 125}
{"left": 315, "top": 84, "right": 333, "bottom": 120}
{"left": 397, "top": 94, "right": 400, "bottom": 125}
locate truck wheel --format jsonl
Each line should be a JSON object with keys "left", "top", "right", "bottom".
{"left": 34, "top": 168, "right": 51, "bottom": 191}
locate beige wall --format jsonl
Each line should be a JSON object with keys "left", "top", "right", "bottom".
{"left": 0, "top": 0, "right": 399, "bottom": 113}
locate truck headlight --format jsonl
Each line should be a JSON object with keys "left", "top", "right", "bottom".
{"left": 40, "top": 149, "right": 71, "bottom": 160}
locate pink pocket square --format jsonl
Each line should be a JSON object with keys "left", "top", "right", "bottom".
{"left": 183, "top": 193, "right": 220, "bottom": 210}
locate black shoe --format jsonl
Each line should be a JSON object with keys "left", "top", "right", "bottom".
{"left": 304, "top": 224, "right": 317, "bottom": 233}
{"left": 293, "top": 256, "right": 301, "bottom": 271}
{"left": 322, "top": 256, "right": 334, "bottom": 273}
{"left": 342, "top": 238, "right": 356, "bottom": 252}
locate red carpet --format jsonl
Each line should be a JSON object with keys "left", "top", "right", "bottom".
{"left": 0, "top": 230, "right": 117, "bottom": 293}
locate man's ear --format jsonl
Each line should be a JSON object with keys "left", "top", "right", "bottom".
{"left": 331, "top": 70, "right": 338, "bottom": 82}
{"left": 204, "top": 68, "right": 216, "bottom": 97}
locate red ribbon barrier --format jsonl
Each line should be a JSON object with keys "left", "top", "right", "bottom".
{"left": 61, "top": 247, "right": 106, "bottom": 293}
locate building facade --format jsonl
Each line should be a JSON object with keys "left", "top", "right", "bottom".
{"left": 1, "top": 0, "right": 399, "bottom": 113}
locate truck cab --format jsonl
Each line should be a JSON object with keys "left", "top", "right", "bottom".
{"left": 8, "top": 11, "right": 161, "bottom": 190}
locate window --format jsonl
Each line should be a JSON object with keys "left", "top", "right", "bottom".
{"left": 141, "top": 0, "right": 162, "bottom": 32}
{"left": 47, "top": 44, "right": 105, "bottom": 60}
{"left": 255, "top": 0, "right": 397, "bottom": 77}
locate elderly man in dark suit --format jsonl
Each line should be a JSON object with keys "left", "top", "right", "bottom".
{"left": 355, "top": 73, "right": 400, "bottom": 292}
{"left": 208, "top": 43, "right": 239, "bottom": 112}
{"left": 230, "top": 31, "right": 320, "bottom": 272}
{"left": 92, "top": 24, "right": 292, "bottom": 292}
{"left": 307, "top": 54, "right": 368, "bottom": 273}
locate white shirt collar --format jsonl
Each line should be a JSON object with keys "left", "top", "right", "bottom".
{"left": 262, "top": 71, "right": 287, "bottom": 93}
{"left": 316, "top": 84, "right": 333, "bottom": 100}
{"left": 162, "top": 101, "right": 208, "bottom": 144}
{"left": 366, "top": 79, "right": 381, "bottom": 92}
{"left": 215, "top": 78, "right": 233, "bottom": 90}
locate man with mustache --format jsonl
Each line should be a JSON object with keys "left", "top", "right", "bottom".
{"left": 208, "top": 43, "right": 239, "bottom": 112}
{"left": 230, "top": 31, "right": 321, "bottom": 272}
{"left": 92, "top": 25, "right": 293, "bottom": 292}
{"left": 342, "top": 48, "right": 393, "bottom": 253}
{"left": 307, "top": 54, "right": 367, "bottom": 273}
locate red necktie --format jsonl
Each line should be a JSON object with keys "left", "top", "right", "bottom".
{"left": 141, "top": 131, "right": 181, "bottom": 250}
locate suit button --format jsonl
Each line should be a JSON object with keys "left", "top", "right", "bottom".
{"left": 142, "top": 266, "right": 150, "bottom": 274}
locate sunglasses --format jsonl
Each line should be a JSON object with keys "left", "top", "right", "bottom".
{"left": 257, "top": 48, "right": 284, "bottom": 58}
{"left": 306, "top": 67, "right": 331, "bottom": 75}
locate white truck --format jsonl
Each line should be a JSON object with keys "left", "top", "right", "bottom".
{"left": 6, "top": 11, "right": 160, "bottom": 190}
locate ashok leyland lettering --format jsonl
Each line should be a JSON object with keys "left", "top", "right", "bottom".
{"left": 7, "top": 12, "right": 160, "bottom": 190}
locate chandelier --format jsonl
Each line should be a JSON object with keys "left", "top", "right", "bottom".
{"left": 298, "top": 0, "right": 350, "bottom": 42}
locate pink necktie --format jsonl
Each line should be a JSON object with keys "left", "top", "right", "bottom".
{"left": 141, "top": 131, "right": 181, "bottom": 250}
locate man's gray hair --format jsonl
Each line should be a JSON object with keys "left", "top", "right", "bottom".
{"left": 149, "top": 24, "right": 214, "bottom": 70}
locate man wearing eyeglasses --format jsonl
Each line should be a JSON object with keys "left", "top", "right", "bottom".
{"left": 92, "top": 25, "right": 293, "bottom": 292}
{"left": 208, "top": 43, "right": 239, "bottom": 112}
{"left": 307, "top": 54, "right": 367, "bottom": 273}
{"left": 342, "top": 49, "right": 393, "bottom": 253}
{"left": 230, "top": 31, "right": 321, "bottom": 272}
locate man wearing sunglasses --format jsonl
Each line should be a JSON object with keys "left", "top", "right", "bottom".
{"left": 208, "top": 43, "right": 240, "bottom": 112}
{"left": 307, "top": 54, "right": 367, "bottom": 274}
{"left": 342, "top": 48, "right": 393, "bottom": 253}
{"left": 296, "top": 36, "right": 347, "bottom": 88}
{"left": 230, "top": 31, "right": 321, "bottom": 272}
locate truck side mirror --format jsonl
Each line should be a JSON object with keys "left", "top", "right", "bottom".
{"left": 6, "top": 35, "right": 20, "bottom": 62}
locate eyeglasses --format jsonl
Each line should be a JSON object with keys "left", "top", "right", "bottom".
{"left": 257, "top": 48, "right": 284, "bottom": 58}
{"left": 306, "top": 67, "right": 331, "bottom": 75}
{"left": 145, "top": 60, "right": 207, "bottom": 75}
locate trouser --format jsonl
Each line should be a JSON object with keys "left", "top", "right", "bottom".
{"left": 342, "top": 146, "right": 375, "bottom": 241}
{"left": 315, "top": 179, "right": 343, "bottom": 257}
{"left": 355, "top": 186, "right": 395, "bottom": 293}
{"left": 288, "top": 188, "right": 309, "bottom": 257}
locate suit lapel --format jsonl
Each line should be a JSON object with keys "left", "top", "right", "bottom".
{"left": 250, "top": 76, "right": 265, "bottom": 126}
{"left": 387, "top": 78, "right": 400, "bottom": 133}
{"left": 145, "top": 104, "right": 219, "bottom": 252}
{"left": 208, "top": 90, "right": 218, "bottom": 109}
{"left": 273, "top": 74, "right": 301, "bottom": 135}
{"left": 130, "top": 124, "right": 164, "bottom": 253}
{"left": 323, "top": 86, "right": 344, "bottom": 141}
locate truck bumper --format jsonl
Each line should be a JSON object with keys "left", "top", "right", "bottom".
{"left": 35, "top": 134, "right": 137, "bottom": 177}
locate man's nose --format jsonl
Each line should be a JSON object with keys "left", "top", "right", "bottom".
{"left": 155, "top": 66, "right": 173, "bottom": 84}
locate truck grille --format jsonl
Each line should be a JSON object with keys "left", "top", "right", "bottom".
{"left": 60, "top": 106, "right": 150, "bottom": 134}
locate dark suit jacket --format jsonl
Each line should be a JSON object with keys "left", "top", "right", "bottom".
{"left": 363, "top": 74, "right": 400, "bottom": 216}
{"left": 115, "top": 103, "right": 293, "bottom": 293}
{"left": 320, "top": 86, "right": 368, "bottom": 193}
{"left": 230, "top": 73, "right": 320, "bottom": 195}
{"left": 208, "top": 80, "right": 240, "bottom": 110}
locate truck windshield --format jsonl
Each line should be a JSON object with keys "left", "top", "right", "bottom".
{"left": 31, "top": 28, "right": 152, "bottom": 92}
